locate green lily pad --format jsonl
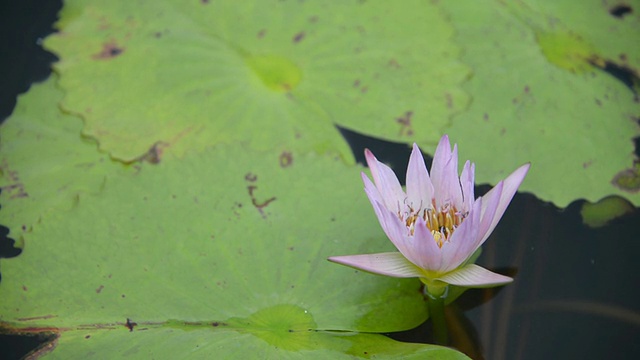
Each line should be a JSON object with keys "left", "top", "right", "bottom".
{"left": 34, "top": 325, "right": 464, "bottom": 359}
{"left": 580, "top": 195, "right": 635, "bottom": 228}
{"left": 0, "top": 78, "right": 129, "bottom": 239}
{"left": 0, "top": 78, "right": 467, "bottom": 357}
{"left": 523, "top": 0, "right": 640, "bottom": 73}
{"left": 437, "top": 0, "right": 640, "bottom": 207}
{"left": 43, "top": 0, "right": 469, "bottom": 162}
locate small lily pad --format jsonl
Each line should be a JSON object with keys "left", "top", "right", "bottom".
{"left": 580, "top": 195, "right": 635, "bottom": 228}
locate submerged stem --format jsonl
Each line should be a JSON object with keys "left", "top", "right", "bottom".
{"left": 425, "top": 283, "right": 449, "bottom": 345}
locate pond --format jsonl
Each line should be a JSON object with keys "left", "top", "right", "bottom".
{"left": 1, "top": 1, "right": 638, "bottom": 359}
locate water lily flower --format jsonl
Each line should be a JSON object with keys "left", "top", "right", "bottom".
{"left": 329, "top": 135, "right": 530, "bottom": 293}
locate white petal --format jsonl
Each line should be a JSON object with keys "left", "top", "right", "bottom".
{"left": 406, "top": 143, "right": 434, "bottom": 210}
{"left": 439, "top": 198, "right": 483, "bottom": 273}
{"left": 362, "top": 172, "right": 384, "bottom": 207}
{"left": 410, "top": 216, "right": 444, "bottom": 271}
{"left": 364, "top": 149, "right": 405, "bottom": 211}
{"left": 328, "top": 252, "right": 425, "bottom": 278}
{"left": 476, "top": 181, "right": 503, "bottom": 246}
{"left": 435, "top": 264, "right": 513, "bottom": 287}
{"left": 373, "top": 201, "right": 421, "bottom": 266}
{"left": 480, "top": 163, "right": 530, "bottom": 243}
{"left": 431, "top": 137, "right": 463, "bottom": 210}
{"left": 459, "top": 160, "right": 475, "bottom": 212}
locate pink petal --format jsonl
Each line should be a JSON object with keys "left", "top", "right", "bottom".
{"left": 406, "top": 144, "right": 434, "bottom": 211}
{"left": 435, "top": 264, "right": 513, "bottom": 287}
{"left": 431, "top": 136, "right": 463, "bottom": 210}
{"left": 373, "top": 201, "right": 421, "bottom": 265}
{"left": 364, "top": 149, "right": 405, "bottom": 211}
{"left": 407, "top": 216, "right": 443, "bottom": 271}
{"left": 459, "top": 160, "right": 475, "bottom": 212}
{"left": 476, "top": 180, "right": 503, "bottom": 247}
{"left": 479, "top": 163, "right": 530, "bottom": 243}
{"left": 362, "top": 172, "right": 384, "bottom": 207}
{"left": 328, "top": 252, "right": 425, "bottom": 278}
{"left": 439, "top": 198, "right": 483, "bottom": 273}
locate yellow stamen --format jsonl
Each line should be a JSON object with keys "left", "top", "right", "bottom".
{"left": 400, "top": 201, "right": 466, "bottom": 248}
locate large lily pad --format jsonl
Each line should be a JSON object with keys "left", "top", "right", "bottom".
{"left": 436, "top": 0, "right": 640, "bottom": 207}
{"left": 0, "top": 79, "right": 467, "bottom": 358}
{"left": 43, "top": 0, "right": 469, "bottom": 162}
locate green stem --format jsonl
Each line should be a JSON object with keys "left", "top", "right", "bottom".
{"left": 425, "top": 283, "right": 449, "bottom": 346}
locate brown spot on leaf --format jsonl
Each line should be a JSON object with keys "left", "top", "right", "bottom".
{"left": 1, "top": 160, "right": 29, "bottom": 199}
{"left": 483, "top": 113, "right": 490, "bottom": 121}
{"left": 609, "top": 4, "right": 632, "bottom": 18}
{"left": 1, "top": 183, "right": 29, "bottom": 199}
{"left": 396, "top": 111, "right": 414, "bottom": 136}
{"left": 360, "top": 86, "right": 368, "bottom": 94}
{"left": 293, "top": 31, "right": 305, "bottom": 43}
{"left": 154, "top": 31, "right": 162, "bottom": 38}
{"left": 92, "top": 41, "right": 124, "bottom": 60}
{"left": 137, "top": 141, "right": 169, "bottom": 164}
{"left": 201, "top": 0, "right": 210, "bottom": 4}
{"left": 353, "top": 79, "right": 360, "bottom": 87}
{"left": 612, "top": 166, "right": 640, "bottom": 193}
{"left": 17, "top": 315, "right": 58, "bottom": 321}
{"left": 257, "top": 29, "right": 267, "bottom": 38}
{"left": 388, "top": 59, "right": 400, "bottom": 69}
{"left": 125, "top": 318, "right": 137, "bottom": 332}
{"left": 445, "top": 93, "right": 453, "bottom": 109}
{"left": 279, "top": 151, "right": 293, "bottom": 168}
{"left": 309, "top": 16, "right": 319, "bottom": 23}
{"left": 595, "top": 98, "right": 602, "bottom": 106}
{"left": 22, "top": 285, "right": 27, "bottom": 291}
{"left": 244, "top": 174, "right": 276, "bottom": 218}
{"left": 96, "top": 285, "right": 104, "bottom": 294}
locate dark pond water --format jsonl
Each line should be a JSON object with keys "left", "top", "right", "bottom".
{"left": 1, "top": 1, "right": 638, "bottom": 359}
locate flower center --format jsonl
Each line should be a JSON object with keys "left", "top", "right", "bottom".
{"left": 401, "top": 201, "right": 466, "bottom": 248}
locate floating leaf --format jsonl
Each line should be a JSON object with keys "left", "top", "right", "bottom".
{"left": 44, "top": 0, "right": 468, "bottom": 162}
{"left": 580, "top": 195, "right": 635, "bottom": 228}
{"left": 0, "top": 78, "right": 468, "bottom": 358}
{"left": 437, "top": 0, "right": 640, "bottom": 207}
{"left": 0, "top": 78, "right": 128, "bottom": 239}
